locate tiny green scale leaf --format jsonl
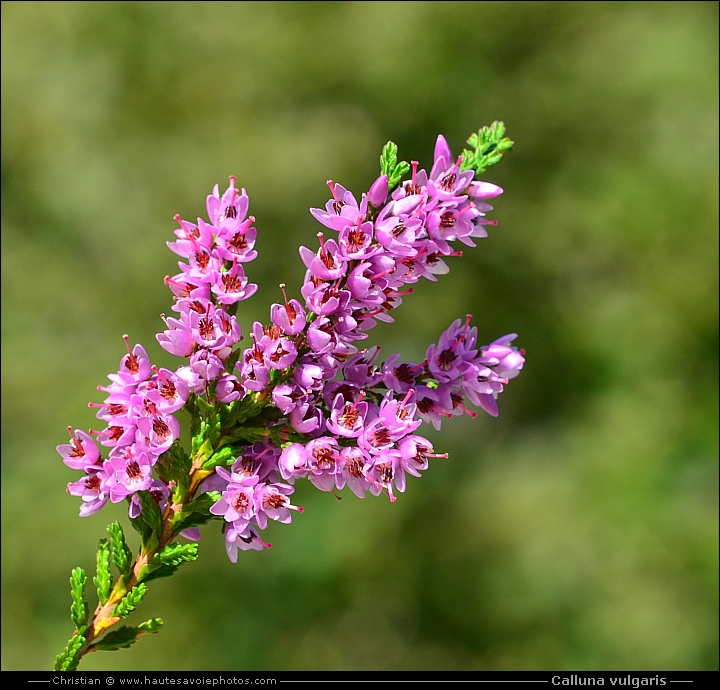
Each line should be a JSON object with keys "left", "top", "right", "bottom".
{"left": 137, "top": 617, "right": 164, "bottom": 633}
{"left": 157, "top": 542, "right": 199, "bottom": 567}
{"left": 70, "top": 567, "right": 89, "bottom": 630}
{"left": 53, "top": 633, "right": 86, "bottom": 672}
{"left": 107, "top": 522, "right": 133, "bottom": 578}
{"left": 93, "top": 540, "right": 113, "bottom": 606}
{"left": 113, "top": 583, "right": 148, "bottom": 619}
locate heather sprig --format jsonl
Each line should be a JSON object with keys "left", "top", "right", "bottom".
{"left": 460, "top": 120, "right": 515, "bottom": 175}
{"left": 54, "top": 125, "right": 524, "bottom": 669}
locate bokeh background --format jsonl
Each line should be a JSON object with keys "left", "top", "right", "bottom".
{"left": 2, "top": 0, "right": 717, "bottom": 672}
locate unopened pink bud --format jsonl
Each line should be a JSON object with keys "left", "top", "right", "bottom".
{"left": 367, "top": 174, "right": 388, "bottom": 208}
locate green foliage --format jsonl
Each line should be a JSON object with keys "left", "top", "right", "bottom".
{"left": 459, "top": 121, "right": 514, "bottom": 175}
{"left": 192, "top": 434, "right": 215, "bottom": 469}
{"left": 129, "top": 491, "right": 163, "bottom": 551}
{"left": 201, "top": 445, "right": 236, "bottom": 471}
{"left": 233, "top": 392, "right": 271, "bottom": 426}
{"left": 137, "top": 618, "right": 164, "bottom": 633}
{"left": 138, "top": 543, "right": 200, "bottom": 583}
{"left": 113, "top": 584, "right": 148, "bottom": 619}
{"left": 93, "top": 540, "right": 112, "bottom": 606}
{"left": 156, "top": 543, "right": 199, "bottom": 567}
{"left": 209, "top": 426, "right": 265, "bottom": 454}
{"left": 157, "top": 442, "right": 192, "bottom": 499}
{"left": 170, "top": 492, "right": 218, "bottom": 535}
{"left": 69, "top": 568, "right": 89, "bottom": 632}
{"left": 53, "top": 633, "right": 86, "bottom": 672}
{"left": 380, "top": 142, "right": 411, "bottom": 194}
{"left": 90, "top": 619, "right": 163, "bottom": 652}
{"left": 107, "top": 522, "right": 133, "bottom": 579}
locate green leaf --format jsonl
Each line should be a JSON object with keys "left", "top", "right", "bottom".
{"left": 138, "top": 543, "right": 199, "bottom": 581}
{"left": 54, "top": 633, "right": 86, "bottom": 671}
{"left": 137, "top": 617, "right": 164, "bottom": 633}
{"left": 139, "top": 491, "right": 163, "bottom": 535}
{"left": 107, "top": 522, "right": 133, "bottom": 578}
{"left": 157, "top": 441, "right": 192, "bottom": 493}
{"left": 170, "top": 491, "right": 219, "bottom": 535}
{"left": 201, "top": 445, "right": 235, "bottom": 471}
{"left": 380, "top": 141, "right": 399, "bottom": 177}
{"left": 186, "top": 490, "right": 221, "bottom": 515}
{"left": 380, "top": 141, "right": 411, "bottom": 193}
{"left": 91, "top": 626, "right": 138, "bottom": 651}
{"left": 128, "top": 511, "right": 152, "bottom": 546}
{"left": 230, "top": 392, "right": 269, "bottom": 427}
{"left": 128, "top": 491, "right": 163, "bottom": 551}
{"left": 139, "top": 543, "right": 200, "bottom": 583}
{"left": 156, "top": 542, "right": 199, "bottom": 567}
{"left": 192, "top": 436, "right": 215, "bottom": 468}
{"left": 113, "top": 583, "right": 148, "bottom": 619}
{"left": 90, "top": 618, "right": 163, "bottom": 652}
{"left": 93, "top": 540, "right": 112, "bottom": 606}
{"left": 70, "top": 567, "right": 89, "bottom": 631}
{"left": 459, "top": 121, "right": 514, "bottom": 175}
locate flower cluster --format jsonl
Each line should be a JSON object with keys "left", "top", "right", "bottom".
{"left": 58, "top": 131, "right": 524, "bottom": 563}
{"left": 59, "top": 340, "right": 185, "bottom": 518}
{"left": 58, "top": 182, "right": 257, "bottom": 524}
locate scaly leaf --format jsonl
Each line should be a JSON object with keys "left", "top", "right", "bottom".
{"left": 93, "top": 540, "right": 112, "bottom": 606}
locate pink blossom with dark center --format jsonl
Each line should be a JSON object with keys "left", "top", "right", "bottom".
{"left": 57, "top": 428, "right": 101, "bottom": 471}
{"left": 254, "top": 482, "right": 303, "bottom": 530}
{"left": 309, "top": 180, "right": 365, "bottom": 232}
{"left": 304, "top": 437, "right": 339, "bottom": 492}
{"left": 337, "top": 217, "right": 377, "bottom": 261}
{"left": 215, "top": 219, "right": 258, "bottom": 264}
{"left": 289, "top": 402, "right": 324, "bottom": 435}
{"left": 270, "top": 284, "right": 307, "bottom": 336}
{"left": 67, "top": 466, "right": 111, "bottom": 517}
{"left": 215, "top": 373, "right": 244, "bottom": 403}
{"left": 326, "top": 392, "right": 368, "bottom": 438}
{"left": 262, "top": 336, "right": 297, "bottom": 371}
{"left": 114, "top": 337, "right": 152, "bottom": 385}
{"left": 166, "top": 216, "right": 213, "bottom": 260}
{"left": 106, "top": 449, "right": 154, "bottom": 502}
{"left": 206, "top": 178, "right": 250, "bottom": 232}
{"left": 364, "top": 449, "right": 403, "bottom": 502}
{"left": 136, "top": 411, "right": 180, "bottom": 455}
{"left": 336, "top": 446, "right": 374, "bottom": 498}
{"left": 224, "top": 525, "right": 272, "bottom": 562}
{"left": 299, "top": 234, "right": 348, "bottom": 282}
{"left": 209, "top": 469, "right": 260, "bottom": 530}
{"left": 210, "top": 262, "right": 257, "bottom": 305}
{"left": 145, "top": 367, "right": 189, "bottom": 413}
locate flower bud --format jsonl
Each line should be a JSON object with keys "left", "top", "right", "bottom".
{"left": 367, "top": 174, "right": 388, "bottom": 208}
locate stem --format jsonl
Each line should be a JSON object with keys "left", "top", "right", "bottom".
{"left": 71, "top": 463, "right": 207, "bottom": 664}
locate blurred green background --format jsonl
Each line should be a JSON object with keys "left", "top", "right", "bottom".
{"left": 2, "top": 0, "right": 717, "bottom": 672}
